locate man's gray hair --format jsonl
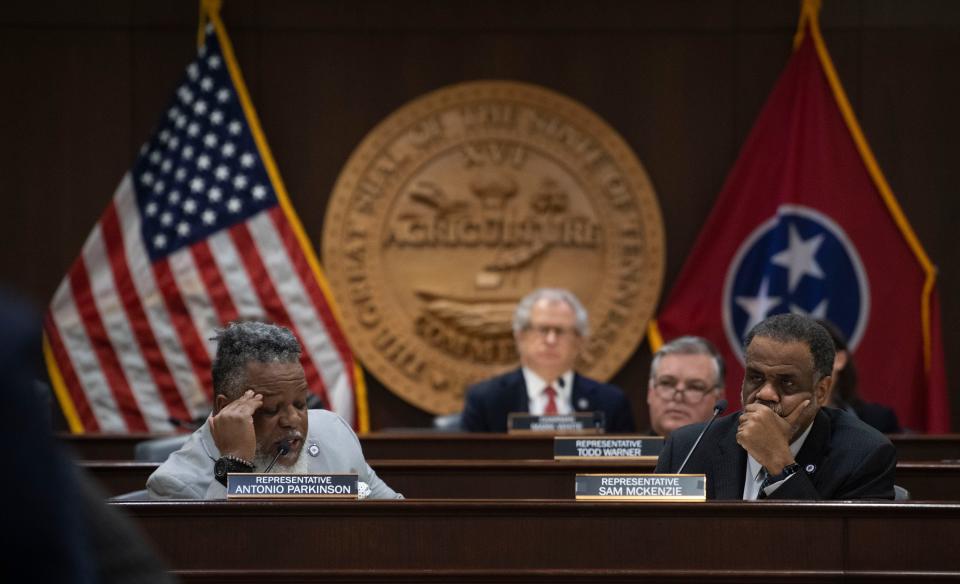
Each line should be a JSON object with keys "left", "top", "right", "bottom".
{"left": 650, "top": 336, "right": 726, "bottom": 388}
{"left": 512, "top": 288, "right": 589, "bottom": 336}
{"left": 743, "top": 313, "right": 835, "bottom": 380}
{"left": 212, "top": 321, "right": 302, "bottom": 400}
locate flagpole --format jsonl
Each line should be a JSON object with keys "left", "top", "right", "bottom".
{"left": 793, "top": 0, "right": 820, "bottom": 49}
{"left": 201, "top": 0, "right": 371, "bottom": 431}
{"left": 198, "top": 0, "right": 220, "bottom": 50}
{"left": 797, "top": 0, "right": 938, "bottom": 372}
{"left": 43, "top": 334, "right": 84, "bottom": 433}
{"left": 646, "top": 320, "right": 664, "bottom": 352}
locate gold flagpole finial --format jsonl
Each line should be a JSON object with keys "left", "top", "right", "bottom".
{"left": 198, "top": 0, "right": 223, "bottom": 49}
{"left": 793, "top": 0, "right": 823, "bottom": 49}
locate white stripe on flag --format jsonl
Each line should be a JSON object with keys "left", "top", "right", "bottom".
{"left": 167, "top": 246, "right": 220, "bottom": 360}
{"left": 208, "top": 229, "right": 265, "bottom": 321}
{"left": 247, "top": 213, "right": 354, "bottom": 417}
{"left": 49, "top": 279, "right": 125, "bottom": 432}
{"left": 114, "top": 175, "right": 211, "bottom": 420}
{"left": 81, "top": 223, "right": 172, "bottom": 432}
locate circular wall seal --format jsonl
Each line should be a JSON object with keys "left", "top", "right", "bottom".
{"left": 323, "top": 80, "right": 665, "bottom": 414}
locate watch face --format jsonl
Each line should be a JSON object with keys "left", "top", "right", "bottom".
{"left": 215, "top": 458, "right": 228, "bottom": 478}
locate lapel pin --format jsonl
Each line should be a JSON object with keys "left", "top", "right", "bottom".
{"left": 308, "top": 442, "right": 320, "bottom": 457}
{"left": 577, "top": 397, "right": 589, "bottom": 410}
{"left": 805, "top": 464, "right": 816, "bottom": 473}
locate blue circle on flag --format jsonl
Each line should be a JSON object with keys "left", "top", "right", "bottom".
{"left": 722, "top": 205, "right": 869, "bottom": 360}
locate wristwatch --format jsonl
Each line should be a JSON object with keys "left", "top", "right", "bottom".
{"left": 765, "top": 462, "right": 801, "bottom": 485}
{"left": 214, "top": 455, "right": 255, "bottom": 487}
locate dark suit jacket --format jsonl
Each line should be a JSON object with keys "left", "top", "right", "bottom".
{"left": 461, "top": 368, "right": 635, "bottom": 433}
{"left": 851, "top": 401, "right": 902, "bottom": 434}
{"left": 0, "top": 292, "right": 174, "bottom": 583}
{"left": 654, "top": 407, "right": 896, "bottom": 500}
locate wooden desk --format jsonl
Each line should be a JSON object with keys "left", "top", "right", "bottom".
{"left": 86, "top": 459, "right": 960, "bottom": 501}
{"left": 62, "top": 432, "right": 170, "bottom": 460}
{"left": 62, "top": 432, "right": 960, "bottom": 462}
{"left": 118, "top": 499, "right": 960, "bottom": 582}
{"left": 363, "top": 433, "right": 960, "bottom": 462}
{"left": 85, "top": 461, "right": 159, "bottom": 496}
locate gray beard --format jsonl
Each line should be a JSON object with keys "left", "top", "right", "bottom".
{"left": 253, "top": 433, "right": 311, "bottom": 474}
{"left": 253, "top": 448, "right": 311, "bottom": 474}
{"left": 253, "top": 426, "right": 307, "bottom": 473}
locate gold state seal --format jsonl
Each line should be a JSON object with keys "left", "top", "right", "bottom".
{"left": 322, "top": 81, "right": 664, "bottom": 414}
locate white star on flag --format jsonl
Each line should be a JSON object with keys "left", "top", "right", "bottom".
{"left": 790, "top": 298, "right": 829, "bottom": 319}
{"left": 771, "top": 223, "right": 825, "bottom": 292}
{"left": 736, "top": 276, "right": 783, "bottom": 334}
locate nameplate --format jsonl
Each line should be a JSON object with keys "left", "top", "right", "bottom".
{"left": 554, "top": 436, "right": 664, "bottom": 460}
{"left": 226, "top": 473, "right": 359, "bottom": 499}
{"left": 575, "top": 474, "right": 706, "bottom": 502}
{"left": 507, "top": 412, "right": 605, "bottom": 434}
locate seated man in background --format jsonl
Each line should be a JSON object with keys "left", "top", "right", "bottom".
{"left": 817, "top": 319, "right": 902, "bottom": 434}
{"left": 148, "top": 321, "right": 401, "bottom": 500}
{"left": 646, "top": 335, "right": 725, "bottom": 436}
{"left": 655, "top": 313, "right": 895, "bottom": 500}
{"left": 461, "top": 287, "right": 635, "bottom": 433}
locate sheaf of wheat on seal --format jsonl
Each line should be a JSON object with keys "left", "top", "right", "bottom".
{"left": 322, "top": 81, "right": 665, "bottom": 415}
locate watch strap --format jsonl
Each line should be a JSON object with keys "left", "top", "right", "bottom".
{"left": 215, "top": 455, "right": 255, "bottom": 487}
{"left": 761, "top": 462, "right": 801, "bottom": 491}
{"left": 221, "top": 455, "right": 254, "bottom": 470}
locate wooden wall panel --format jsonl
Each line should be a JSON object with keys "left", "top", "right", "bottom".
{"left": 1, "top": 0, "right": 957, "bottom": 430}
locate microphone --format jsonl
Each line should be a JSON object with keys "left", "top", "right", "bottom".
{"left": 263, "top": 439, "right": 291, "bottom": 473}
{"left": 556, "top": 376, "right": 565, "bottom": 389}
{"left": 676, "top": 399, "right": 727, "bottom": 474}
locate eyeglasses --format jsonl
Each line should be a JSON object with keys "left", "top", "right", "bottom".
{"left": 652, "top": 378, "right": 717, "bottom": 404}
{"left": 524, "top": 324, "right": 579, "bottom": 340}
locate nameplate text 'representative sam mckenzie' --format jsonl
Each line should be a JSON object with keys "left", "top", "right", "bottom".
{"left": 575, "top": 474, "right": 706, "bottom": 502}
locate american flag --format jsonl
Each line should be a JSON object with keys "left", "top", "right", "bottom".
{"left": 42, "top": 18, "right": 365, "bottom": 433}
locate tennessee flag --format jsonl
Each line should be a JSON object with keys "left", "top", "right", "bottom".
{"left": 650, "top": 0, "right": 948, "bottom": 432}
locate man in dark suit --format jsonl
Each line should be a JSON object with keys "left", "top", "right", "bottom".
{"left": 655, "top": 313, "right": 895, "bottom": 500}
{"left": 461, "top": 288, "right": 635, "bottom": 433}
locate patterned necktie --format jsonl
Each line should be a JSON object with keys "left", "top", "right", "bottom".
{"left": 543, "top": 385, "right": 558, "bottom": 415}
{"left": 757, "top": 468, "right": 770, "bottom": 499}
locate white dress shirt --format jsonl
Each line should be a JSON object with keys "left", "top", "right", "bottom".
{"left": 523, "top": 368, "right": 574, "bottom": 415}
{"left": 742, "top": 420, "right": 814, "bottom": 500}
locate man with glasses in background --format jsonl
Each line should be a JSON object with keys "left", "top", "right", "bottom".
{"left": 646, "top": 336, "right": 725, "bottom": 436}
{"left": 461, "top": 288, "right": 636, "bottom": 433}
